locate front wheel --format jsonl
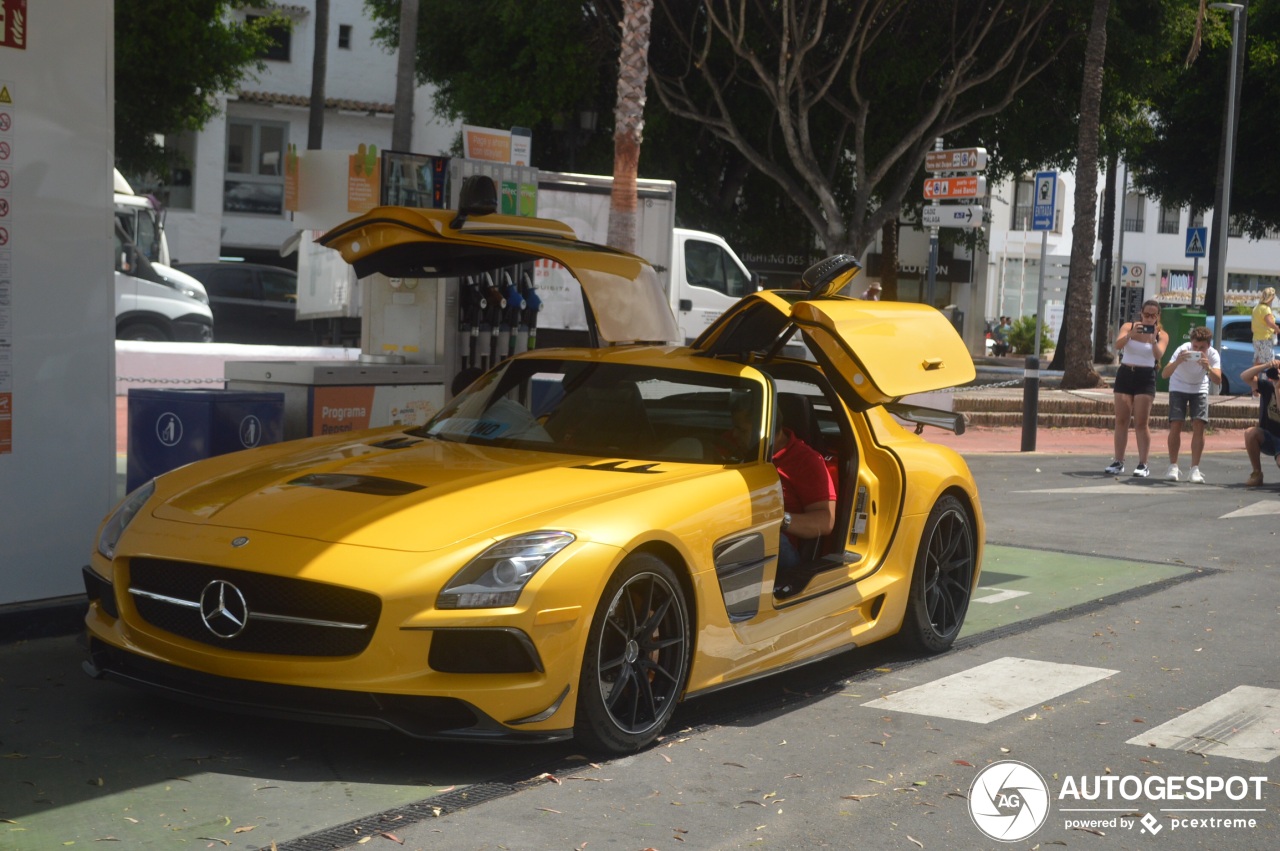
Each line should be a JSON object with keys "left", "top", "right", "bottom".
{"left": 575, "top": 553, "right": 691, "bottom": 753}
{"left": 898, "top": 494, "right": 975, "bottom": 654}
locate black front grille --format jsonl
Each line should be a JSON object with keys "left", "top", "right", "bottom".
{"left": 128, "top": 558, "right": 381, "bottom": 657}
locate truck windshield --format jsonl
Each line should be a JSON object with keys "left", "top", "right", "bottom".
{"left": 115, "top": 207, "right": 163, "bottom": 263}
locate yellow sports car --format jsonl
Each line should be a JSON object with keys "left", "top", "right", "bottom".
{"left": 83, "top": 196, "right": 982, "bottom": 753}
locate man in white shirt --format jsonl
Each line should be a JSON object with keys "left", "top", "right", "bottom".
{"left": 1159, "top": 326, "right": 1222, "bottom": 483}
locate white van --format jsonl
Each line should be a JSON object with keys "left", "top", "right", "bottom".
{"left": 114, "top": 220, "right": 213, "bottom": 341}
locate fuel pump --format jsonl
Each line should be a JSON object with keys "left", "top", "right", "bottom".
{"left": 459, "top": 274, "right": 484, "bottom": 373}
{"left": 478, "top": 271, "right": 505, "bottom": 371}
{"left": 501, "top": 266, "right": 526, "bottom": 359}
{"left": 519, "top": 262, "right": 541, "bottom": 352}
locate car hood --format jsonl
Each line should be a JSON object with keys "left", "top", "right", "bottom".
{"left": 148, "top": 431, "right": 716, "bottom": 552}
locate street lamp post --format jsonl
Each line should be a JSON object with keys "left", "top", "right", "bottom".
{"left": 1209, "top": 2, "right": 1245, "bottom": 353}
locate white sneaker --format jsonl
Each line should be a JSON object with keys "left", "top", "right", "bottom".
{"left": 1104, "top": 460, "right": 1125, "bottom": 475}
{"left": 1132, "top": 464, "right": 1151, "bottom": 478}
{"left": 1189, "top": 466, "right": 1206, "bottom": 484}
{"left": 1165, "top": 465, "right": 1181, "bottom": 482}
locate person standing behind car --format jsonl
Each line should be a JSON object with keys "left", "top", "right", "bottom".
{"left": 1106, "top": 300, "right": 1167, "bottom": 478}
{"left": 1251, "top": 287, "right": 1279, "bottom": 367}
{"left": 1160, "top": 326, "right": 1221, "bottom": 483}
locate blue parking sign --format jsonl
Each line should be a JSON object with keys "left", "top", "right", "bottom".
{"left": 1032, "top": 171, "right": 1056, "bottom": 231}
{"left": 1186, "top": 226, "right": 1207, "bottom": 258}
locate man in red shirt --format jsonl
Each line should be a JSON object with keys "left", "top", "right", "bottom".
{"left": 772, "top": 425, "right": 837, "bottom": 573}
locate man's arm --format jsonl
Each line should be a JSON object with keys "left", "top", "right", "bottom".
{"left": 787, "top": 500, "right": 836, "bottom": 539}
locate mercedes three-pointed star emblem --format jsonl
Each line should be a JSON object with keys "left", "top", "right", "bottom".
{"left": 199, "top": 580, "right": 250, "bottom": 639}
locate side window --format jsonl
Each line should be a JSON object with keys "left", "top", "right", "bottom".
{"left": 685, "top": 240, "right": 750, "bottom": 298}
{"left": 260, "top": 269, "right": 297, "bottom": 303}
{"left": 1224, "top": 321, "right": 1253, "bottom": 344}
{"left": 207, "top": 268, "right": 255, "bottom": 300}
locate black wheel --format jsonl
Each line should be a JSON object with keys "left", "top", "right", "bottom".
{"left": 118, "top": 322, "right": 169, "bottom": 342}
{"left": 898, "top": 494, "right": 975, "bottom": 654}
{"left": 575, "top": 553, "right": 691, "bottom": 753}
{"left": 1220, "top": 374, "right": 1234, "bottom": 395}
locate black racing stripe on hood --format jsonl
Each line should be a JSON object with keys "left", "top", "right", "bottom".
{"left": 288, "top": 473, "right": 425, "bottom": 496}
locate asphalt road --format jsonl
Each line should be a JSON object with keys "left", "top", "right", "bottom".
{"left": 3, "top": 449, "right": 1277, "bottom": 850}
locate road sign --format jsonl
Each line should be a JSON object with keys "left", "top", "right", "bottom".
{"left": 922, "top": 176, "right": 987, "bottom": 200}
{"left": 1032, "top": 171, "right": 1057, "bottom": 231}
{"left": 925, "top": 147, "right": 988, "bottom": 172}
{"left": 922, "top": 203, "right": 985, "bottom": 228}
{"left": 1186, "top": 226, "right": 1207, "bottom": 258}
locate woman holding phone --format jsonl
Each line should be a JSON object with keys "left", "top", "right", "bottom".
{"left": 1106, "top": 299, "right": 1168, "bottom": 477}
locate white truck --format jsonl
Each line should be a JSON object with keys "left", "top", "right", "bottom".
{"left": 533, "top": 170, "right": 755, "bottom": 346}
{"left": 113, "top": 169, "right": 213, "bottom": 341}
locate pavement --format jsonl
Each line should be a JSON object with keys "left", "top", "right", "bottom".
{"left": 6, "top": 448, "right": 1280, "bottom": 850}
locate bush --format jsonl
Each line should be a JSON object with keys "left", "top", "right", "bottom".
{"left": 1006, "top": 315, "right": 1055, "bottom": 355}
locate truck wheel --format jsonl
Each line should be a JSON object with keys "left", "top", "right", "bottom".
{"left": 118, "top": 322, "right": 169, "bottom": 342}
{"left": 898, "top": 495, "right": 975, "bottom": 654}
{"left": 575, "top": 553, "right": 690, "bottom": 753}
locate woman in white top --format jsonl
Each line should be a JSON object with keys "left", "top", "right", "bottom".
{"left": 1106, "top": 299, "right": 1168, "bottom": 477}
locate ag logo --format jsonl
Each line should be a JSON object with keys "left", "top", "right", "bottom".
{"left": 968, "top": 760, "right": 1050, "bottom": 842}
{"left": 239, "top": 414, "right": 263, "bottom": 448}
{"left": 156, "top": 412, "right": 183, "bottom": 447}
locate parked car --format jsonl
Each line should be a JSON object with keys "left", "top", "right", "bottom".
{"left": 175, "top": 262, "right": 318, "bottom": 345}
{"left": 1205, "top": 314, "right": 1254, "bottom": 395}
{"left": 83, "top": 202, "right": 983, "bottom": 754}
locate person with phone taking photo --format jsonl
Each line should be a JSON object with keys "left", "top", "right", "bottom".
{"left": 1160, "top": 325, "right": 1221, "bottom": 483}
{"left": 1241, "top": 359, "right": 1280, "bottom": 486}
{"left": 1106, "top": 299, "right": 1168, "bottom": 477}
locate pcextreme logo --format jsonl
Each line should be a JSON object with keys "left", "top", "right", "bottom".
{"left": 968, "top": 760, "right": 1270, "bottom": 842}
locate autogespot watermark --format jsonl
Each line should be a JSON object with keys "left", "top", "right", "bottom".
{"left": 968, "top": 760, "right": 1269, "bottom": 842}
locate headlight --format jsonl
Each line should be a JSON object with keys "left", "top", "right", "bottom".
{"left": 97, "top": 479, "right": 156, "bottom": 559}
{"left": 438, "top": 531, "right": 576, "bottom": 609}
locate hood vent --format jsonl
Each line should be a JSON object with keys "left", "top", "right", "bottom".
{"left": 288, "top": 473, "right": 425, "bottom": 496}
{"left": 572, "top": 461, "right": 664, "bottom": 475}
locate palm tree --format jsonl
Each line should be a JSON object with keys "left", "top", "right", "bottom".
{"left": 607, "top": 0, "right": 654, "bottom": 253}
{"left": 307, "top": 0, "right": 329, "bottom": 149}
{"left": 1058, "top": 0, "right": 1110, "bottom": 389}
{"left": 392, "top": 0, "right": 419, "bottom": 152}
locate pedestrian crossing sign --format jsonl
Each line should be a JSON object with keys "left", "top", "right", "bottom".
{"left": 1186, "top": 226, "right": 1207, "bottom": 258}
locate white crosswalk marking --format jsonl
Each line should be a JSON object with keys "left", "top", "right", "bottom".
{"left": 863, "top": 657, "right": 1118, "bottom": 724}
{"left": 1126, "top": 685, "right": 1280, "bottom": 762}
{"left": 1220, "top": 501, "right": 1280, "bottom": 519}
{"left": 1011, "top": 485, "right": 1190, "bottom": 495}
{"left": 974, "top": 588, "right": 1031, "bottom": 605}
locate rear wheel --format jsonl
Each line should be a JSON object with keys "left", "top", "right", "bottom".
{"left": 898, "top": 494, "right": 975, "bottom": 654}
{"left": 575, "top": 553, "right": 690, "bottom": 753}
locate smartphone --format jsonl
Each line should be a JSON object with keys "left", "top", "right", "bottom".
{"left": 1140, "top": 324, "right": 1156, "bottom": 334}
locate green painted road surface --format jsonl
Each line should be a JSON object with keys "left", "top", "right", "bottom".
{"left": 962, "top": 544, "right": 1197, "bottom": 637}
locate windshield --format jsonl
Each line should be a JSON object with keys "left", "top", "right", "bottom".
{"left": 413, "top": 359, "right": 764, "bottom": 464}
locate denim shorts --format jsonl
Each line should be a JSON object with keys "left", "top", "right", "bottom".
{"left": 1262, "top": 431, "right": 1280, "bottom": 457}
{"left": 1167, "top": 390, "right": 1209, "bottom": 423}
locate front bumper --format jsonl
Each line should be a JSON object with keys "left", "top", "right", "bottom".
{"left": 83, "top": 636, "right": 571, "bottom": 742}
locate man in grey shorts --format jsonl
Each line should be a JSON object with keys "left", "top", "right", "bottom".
{"left": 1160, "top": 326, "right": 1222, "bottom": 483}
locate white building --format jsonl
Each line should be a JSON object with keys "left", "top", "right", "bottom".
{"left": 867, "top": 164, "right": 1280, "bottom": 349}
{"left": 135, "top": 1, "right": 460, "bottom": 267}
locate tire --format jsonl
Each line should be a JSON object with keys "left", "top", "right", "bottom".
{"left": 898, "top": 494, "right": 976, "bottom": 654}
{"left": 118, "top": 322, "right": 169, "bottom": 342}
{"left": 575, "top": 553, "right": 691, "bottom": 753}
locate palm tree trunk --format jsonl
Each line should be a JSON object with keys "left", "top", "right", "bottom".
{"left": 307, "top": 0, "right": 329, "bottom": 149}
{"left": 1060, "top": 0, "right": 1110, "bottom": 390}
{"left": 607, "top": 0, "right": 653, "bottom": 254}
{"left": 392, "top": 0, "right": 419, "bottom": 152}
